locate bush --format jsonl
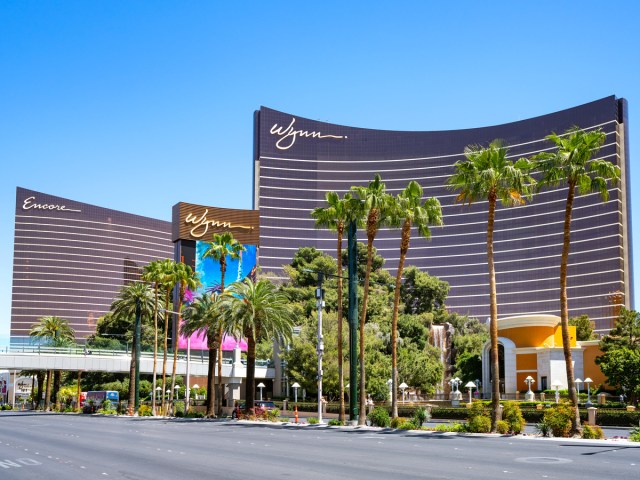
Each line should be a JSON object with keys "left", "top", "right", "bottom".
{"left": 413, "top": 406, "right": 430, "bottom": 426}
{"left": 390, "top": 416, "right": 405, "bottom": 429}
{"left": 138, "top": 405, "right": 153, "bottom": 417}
{"left": 629, "top": 423, "right": 640, "bottom": 442}
{"left": 535, "top": 420, "right": 551, "bottom": 437}
{"left": 496, "top": 420, "right": 510, "bottom": 434}
{"left": 307, "top": 417, "right": 319, "bottom": 424}
{"left": 543, "top": 403, "right": 573, "bottom": 437}
{"left": 434, "top": 422, "right": 465, "bottom": 432}
{"left": 467, "top": 415, "right": 491, "bottom": 433}
{"left": 267, "top": 408, "right": 281, "bottom": 422}
{"left": 368, "top": 407, "right": 390, "bottom": 427}
{"left": 502, "top": 401, "right": 525, "bottom": 434}
{"left": 186, "top": 411, "right": 204, "bottom": 418}
{"left": 595, "top": 410, "right": 640, "bottom": 427}
{"left": 174, "top": 401, "right": 185, "bottom": 417}
{"left": 398, "top": 420, "right": 418, "bottom": 430}
{"left": 328, "top": 419, "right": 344, "bottom": 426}
{"left": 581, "top": 425, "right": 605, "bottom": 439}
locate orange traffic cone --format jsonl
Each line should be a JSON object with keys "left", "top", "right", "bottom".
{"left": 294, "top": 405, "right": 299, "bottom": 423}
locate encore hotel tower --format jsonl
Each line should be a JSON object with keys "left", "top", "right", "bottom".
{"left": 254, "top": 96, "right": 633, "bottom": 333}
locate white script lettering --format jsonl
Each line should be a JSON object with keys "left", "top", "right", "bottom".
{"left": 269, "top": 118, "right": 346, "bottom": 150}
{"left": 22, "top": 196, "right": 81, "bottom": 213}
{"left": 185, "top": 210, "right": 254, "bottom": 238}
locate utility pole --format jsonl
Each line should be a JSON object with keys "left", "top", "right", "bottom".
{"left": 316, "top": 272, "right": 325, "bottom": 423}
{"left": 347, "top": 220, "right": 359, "bottom": 422}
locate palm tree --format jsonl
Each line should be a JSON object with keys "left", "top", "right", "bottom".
{"left": 30, "top": 316, "right": 75, "bottom": 411}
{"left": 169, "top": 262, "right": 200, "bottom": 409}
{"left": 350, "top": 174, "right": 390, "bottom": 425}
{"left": 387, "top": 181, "right": 443, "bottom": 418}
{"left": 110, "top": 281, "right": 156, "bottom": 412}
{"left": 221, "top": 279, "right": 294, "bottom": 410}
{"left": 533, "top": 126, "right": 620, "bottom": 435}
{"left": 311, "top": 191, "right": 353, "bottom": 422}
{"left": 181, "top": 292, "right": 223, "bottom": 417}
{"left": 202, "top": 232, "right": 245, "bottom": 415}
{"left": 447, "top": 140, "right": 535, "bottom": 431}
{"left": 158, "top": 258, "right": 177, "bottom": 414}
{"left": 142, "top": 259, "right": 166, "bottom": 415}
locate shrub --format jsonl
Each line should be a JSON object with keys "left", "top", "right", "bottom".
{"left": 543, "top": 403, "right": 573, "bottom": 437}
{"left": 535, "top": 420, "right": 551, "bottom": 437}
{"left": 398, "top": 419, "right": 418, "bottom": 430}
{"left": 328, "top": 419, "right": 344, "bottom": 426}
{"left": 413, "top": 406, "right": 430, "bottom": 426}
{"left": 434, "top": 422, "right": 465, "bottom": 432}
{"left": 174, "top": 401, "right": 185, "bottom": 417}
{"left": 502, "top": 401, "right": 525, "bottom": 434}
{"left": 390, "top": 416, "right": 406, "bottom": 429}
{"left": 495, "top": 420, "right": 510, "bottom": 434}
{"left": 138, "top": 405, "right": 153, "bottom": 417}
{"left": 307, "top": 417, "right": 319, "bottom": 424}
{"left": 368, "top": 407, "right": 390, "bottom": 427}
{"left": 581, "top": 425, "right": 605, "bottom": 439}
{"left": 267, "top": 408, "right": 281, "bottom": 422}
{"left": 186, "top": 411, "right": 204, "bottom": 418}
{"left": 629, "top": 423, "right": 640, "bottom": 442}
{"left": 467, "top": 415, "right": 491, "bottom": 433}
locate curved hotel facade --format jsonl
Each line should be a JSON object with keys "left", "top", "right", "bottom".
{"left": 254, "top": 96, "right": 633, "bottom": 333}
{"left": 11, "top": 188, "right": 173, "bottom": 340}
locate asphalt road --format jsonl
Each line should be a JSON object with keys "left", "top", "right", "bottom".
{"left": 0, "top": 412, "right": 637, "bottom": 480}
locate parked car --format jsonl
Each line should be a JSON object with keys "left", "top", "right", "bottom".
{"left": 232, "top": 400, "right": 277, "bottom": 419}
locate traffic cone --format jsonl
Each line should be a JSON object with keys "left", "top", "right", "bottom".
{"left": 294, "top": 405, "right": 299, "bottom": 423}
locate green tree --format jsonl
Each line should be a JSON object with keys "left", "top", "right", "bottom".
{"left": 158, "top": 258, "right": 177, "bottom": 414}
{"left": 534, "top": 126, "right": 620, "bottom": 435}
{"left": 569, "top": 314, "right": 596, "bottom": 341}
{"left": 142, "top": 259, "right": 167, "bottom": 415}
{"left": 400, "top": 267, "right": 449, "bottom": 315}
{"left": 387, "top": 181, "right": 443, "bottom": 417}
{"left": 110, "top": 281, "right": 156, "bottom": 412}
{"left": 203, "top": 231, "right": 245, "bottom": 415}
{"left": 596, "top": 308, "right": 640, "bottom": 404}
{"left": 29, "top": 316, "right": 75, "bottom": 411}
{"left": 181, "top": 292, "right": 223, "bottom": 417}
{"left": 169, "top": 262, "right": 200, "bottom": 410}
{"left": 447, "top": 139, "right": 535, "bottom": 432}
{"left": 221, "top": 279, "right": 294, "bottom": 410}
{"left": 350, "top": 174, "right": 391, "bottom": 425}
{"left": 311, "top": 191, "right": 353, "bottom": 421}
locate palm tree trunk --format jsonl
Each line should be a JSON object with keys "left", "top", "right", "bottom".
{"left": 128, "top": 340, "right": 136, "bottom": 415}
{"left": 561, "top": 183, "right": 582, "bottom": 436}
{"left": 76, "top": 371, "right": 82, "bottom": 412}
{"left": 206, "top": 334, "right": 218, "bottom": 417}
{"left": 170, "top": 287, "right": 184, "bottom": 414}
{"left": 487, "top": 193, "right": 501, "bottom": 432}
{"left": 359, "top": 210, "right": 379, "bottom": 425}
{"left": 152, "top": 283, "right": 159, "bottom": 415}
{"left": 336, "top": 223, "right": 345, "bottom": 422}
{"left": 391, "top": 220, "right": 411, "bottom": 419}
{"left": 36, "top": 371, "right": 44, "bottom": 409}
{"left": 217, "top": 261, "right": 226, "bottom": 416}
{"left": 53, "top": 370, "right": 61, "bottom": 411}
{"left": 161, "top": 287, "right": 171, "bottom": 415}
{"left": 44, "top": 370, "right": 52, "bottom": 411}
{"left": 245, "top": 333, "right": 257, "bottom": 410}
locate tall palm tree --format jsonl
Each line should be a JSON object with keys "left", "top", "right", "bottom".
{"left": 169, "top": 262, "right": 200, "bottom": 408}
{"left": 311, "top": 191, "right": 353, "bottom": 422}
{"left": 181, "top": 292, "right": 223, "bottom": 417}
{"left": 350, "top": 174, "right": 390, "bottom": 425}
{"left": 387, "top": 181, "right": 443, "bottom": 418}
{"left": 110, "top": 281, "right": 156, "bottom": 412}
{"left": 30, "top": 316, "right": 75, "bottom": 411}
{"left": 447, "top": 140, "right": 535, "bottom": 431}
{"left": 533, "top": 126, "right": 620, "bottom": 435}
{"left": 221, "top": 279, "right": 294, "bottom": 410}
{"left": 142, "top": 259, "right": 166, "bottom": 415}
{"left": 158, "top": 258, "right": 177, "bottom": 414}
{"left": 202, "top": 232, "right": 245, "bottom": 415}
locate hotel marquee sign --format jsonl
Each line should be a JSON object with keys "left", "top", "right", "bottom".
{"left": 22, "top": 196, "right": 82, "bottom": 213}
{"left": 172, "top": 202, "right": 260, "bottom": 244}
{"left": 269, "top": 117, "right": 347, "bottom": 150}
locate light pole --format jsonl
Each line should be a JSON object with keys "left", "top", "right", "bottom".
{"left": 292, "top": 382, "right": 300, "bottom": 405}
{"left": 386, "top": 379, "right": 393, "bottom": 404}
{"left": 465, "top": 381, "right": 477, "bottom": 404}
{"left": 257, "top": 382, "right": 265, "bottom": 401}
{"left": 155, "top": 386, "right": 162, "bottom": 403}
{"left": 315, "top": 272, "right": 325, "bottom": 424}
{"left": 524, "top": 375, "right": 535, "bottom": 401}
{"left": 551, "top": 381, "right": 562, "bottom": 404}
{"left": 399, "top": 382, "right": 408, "bottom": 404}
{"left": 584, "top": 377, "right": 593, "bottom": 407}
{"left": 174, "top": 385, "right": 180, "bottom": 401}
{"left": 575, "top": 378, "right": 582, "bottom": 400}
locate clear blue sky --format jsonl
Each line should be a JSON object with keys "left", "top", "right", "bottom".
{"left": 1, "top": 1, "right": 639, "bottom": 340}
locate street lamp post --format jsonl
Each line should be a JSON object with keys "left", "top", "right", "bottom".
{"left": 575, "top": 378, "right": 582, "bottom": 401}
{"left": 551, "top": 381, "right": 562, "bottom": 404}
{"left": 524, "top": 376, "right": 535, "bottom": 401}
{"left": 292, "top": 382, "right": 300, "bottom": 405}
{"left": 174, "top": 385, "right": 180, "bottom": 400}
{"left": 315, "top": 272, "right": 325, "bottom": 424}
{"left": 257, "top": 382, "right": 265, "bottom": 401}
{"left": 399, "top": 382, "right": 408, "bottom": 404}
{"left": 584, "top": 377, "right": 593, "bottom": 407}
{"left": 465, "top": 381, "right": 477, "bottom": 404}
{"left": 386, "top": 379, "right": 393, "bottom": 404}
